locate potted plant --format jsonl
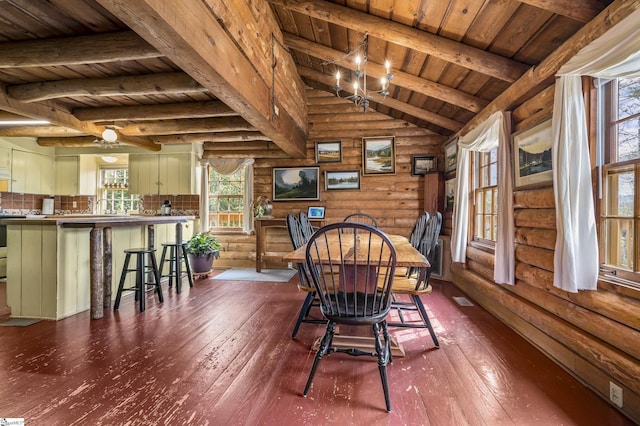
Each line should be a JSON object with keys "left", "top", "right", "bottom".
{"left": 185, "top": 231, "right": 222, "bottom": 274}
{"left": 252, "top": 195, "right": 272, "bottom": 218}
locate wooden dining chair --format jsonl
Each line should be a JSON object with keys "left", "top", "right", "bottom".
{"left": 343, "top": 212, "right": 378, "bottom": 228}
{"left": 298, "top": 211, "right": 315, "bottom": 241}
{"left": 286, "top": 213, "right": 325, "bottom": 339}
{"left": 400, "top": 211, "right": 430, "bottom": 277}
{"left": 385, "top": 212, "right": 442, "bottom": 348}
{"left": 303, "top": 222, "right": 397, "bottom": 412}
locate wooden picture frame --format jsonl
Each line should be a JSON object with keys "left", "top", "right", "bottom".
{"left": 315, "top": 141, "right": 342, "bottom": 163}
{"left": 445, "top": 138, "right": 458, "bottom": 173}
{"left": 411, "top": 155, "right": 437, "bottom": 176}
{"left": 362, "top": 136, "right": 395, "bottom": 175}
{"left": 445, "top": 177, "right": 456, "bottom": 211}
{"left": 325, "top": 170, "right": 360, "bottom": 190}
{"left": 272, "top": 167, "right": 320, "bottom": 201}
{"left": 513, "top": 119, "right": 553, "bottom": 189}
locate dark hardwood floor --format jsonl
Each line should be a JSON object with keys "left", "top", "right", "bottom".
{"left": 0, "top": 273, "right": 634, "bottom": 425}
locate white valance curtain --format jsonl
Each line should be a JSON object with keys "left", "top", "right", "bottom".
{"left": 451, "top": 111, "right": 514, "bottom": 285}
{"left": 199, "top": 158, "right": 255, "bottom": 234}
{"left": 552, "top": 8, "right": 640, "bottom": 293}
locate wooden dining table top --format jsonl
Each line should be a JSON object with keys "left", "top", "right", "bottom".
{"left": 282, "top": 233, "right": 430, "bottom": 268}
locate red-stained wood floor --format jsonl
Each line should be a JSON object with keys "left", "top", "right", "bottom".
{"left": 0, "top": 273, "right": 634, "bottom": 425}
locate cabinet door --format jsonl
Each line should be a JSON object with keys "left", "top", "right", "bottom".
{"left": 0, "top": 146, "right": 10, "bottom": 176}
{"left": 128, "top": 154, "right": 159, "bottom": 195}
{"left": 40, "top": 154, "right": 55, "bottom": 195}
{"left": 158, "top": 153, "right": 196, "bottom": 195}
{"left": 10, "top": 150, "right": 29, "bottom": 193}
{"left": 55, "top": 156, "right": 79, "bottom": 195}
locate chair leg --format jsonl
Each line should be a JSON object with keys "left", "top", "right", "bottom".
{"left": 114, "top": 253, "right": 131, "bottom": 310}
{"left": 303, "top": 321, "right": 335, "bottom": 396}
{"left": 291, "top": 292, "right": 316, "bottom": 339}
{"left": 181, "top": 245, "right": 194, "bottom": 288}
{"left": 148, "top": 250, "right": 163, "bottom": 303}
{"left": 412, "top": 295, "right": 439, "bottom": 348}
{"left": 136, "top": 253, "right": 145, "bottom": 312}
{"left": 159, "top": 245, "right": 169, "bottom": 287}
{"left": 373, "top": 322, "right": 392, "bottom": 412}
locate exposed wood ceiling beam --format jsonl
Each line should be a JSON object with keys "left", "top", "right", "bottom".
{"left": 298, "top": 66, "right": 463, "bottom": 132}
{"left": 203, "top": 141, "right": 281, "bottom": 151}
{"left": 268, "top": 0, "right": 529, "bottom": 83}
{"left": 0, "top": 31, "right": 160, "bottom": 68}
{"left": 7, "top": 72, "right": 205, "bottom": 103}
{"left": 153, "top": 131, "right": 271, "bottom": 144}
{"left": 36, "top": 137, "right": 107, "bottom": 147}
{"left": 202, "top": 149, "right": 290, "bottom": 159}
{"left": 519, "top": 0, "right": 605, "bottom": 23}
{"left": 73, "top": 101, "right": 237, "bottom": 122}
{"left": 97, "top": 0, "right": 307, "bottom": 158}
{"left": 0, "top": 126, "right": 85, "bottom": 137}
{"left": 0, "top": 83, "right": 159, "bottom": 151}
{"left": 284, "top": 33, "right": 487, "bottom": 113}
{"left": 459, "top": 0, "right": 640, "bottom": 136}
{"left": 119, "top": 117, "right": 256, "bottom": 136}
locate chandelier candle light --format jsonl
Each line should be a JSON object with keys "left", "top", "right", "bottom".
{"left": 333, "top": 33, "right": 393, "bottom": 112}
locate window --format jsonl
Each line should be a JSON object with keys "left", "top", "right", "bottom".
{"left": 599, "top": 77, "right": 640, "bottom": 283}
{"left": 99, "top": 168, "right": 139, "bottom": 214}
{"left": 208, "top": 166, "right": 246, "bottom": 231}
{"left": 473, "top": 148, "right": 498, "bottom": 243}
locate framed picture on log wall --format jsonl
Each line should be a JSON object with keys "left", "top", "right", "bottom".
{"left": 445, "top": 177, "right": 456, "bottom": 211}
{"left": 512, "top": 119, "right": 553, "bottom": 189}
{"left": 411, "top": 156, "right": 437, "bottom": 176}
{"left": 362, "top": 136, "right": 395, "bottom": 175}
{"left": 325, "top": 170, "right": 360, "bottom": 190}
{"left": 315, "top": 141, "right": 342, "bottom": 163}
{"left": 445, "top": 138, "right": 458, "bottom": 173}
{"left": 272, "top": 167, "right": 320, "bottom": 201}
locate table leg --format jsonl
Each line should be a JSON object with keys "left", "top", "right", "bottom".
{"left": 102, "top": 227, "right": 112, "bottom": 309}
{"left": 90, "top": 227, "right": 104, "bottom": 320}
{"left": 255, "top": 220, "right": 263, "bottom": 272}
{"left": 147, "top": 224, "right": 155, "bottom": 285}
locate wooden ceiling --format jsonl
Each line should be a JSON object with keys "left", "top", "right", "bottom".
{"left": 0, "top": 0, "right": 619, "bottom": 157}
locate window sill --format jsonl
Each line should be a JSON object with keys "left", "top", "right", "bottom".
{"left": 469, "top": 240, "right": 495, "bottom": 253}
{"left": 598, "top": 275, "right": 640, "bottom": 301}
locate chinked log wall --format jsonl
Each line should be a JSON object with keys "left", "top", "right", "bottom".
{"left": 214, "top": 88, "right": 445, "bottom": 269}
{"left": 451, "top": 84, "right": 640, "bottom": 423}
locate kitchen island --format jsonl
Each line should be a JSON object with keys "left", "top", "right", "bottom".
{"left": 1, "top": 215, "right": 195, "bottom": 320}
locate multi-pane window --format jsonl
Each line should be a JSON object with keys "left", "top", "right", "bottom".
{"left": 599, "top": 77, "right": 640, "bottom": 283}
{"left": 208, "top": 166, "right": 246, "bottom": 231}
{"left": 99, "top": 168, "right": 139, "bottom": 214}
{"left": 473, "top": 148, "right": 498, "bottom": 243}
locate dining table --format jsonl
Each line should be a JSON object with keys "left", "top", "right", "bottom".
{"left": 282, "top": 232, "right": 430, "bottom": 356}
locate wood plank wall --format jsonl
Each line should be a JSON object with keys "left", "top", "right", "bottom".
{"left": 450, "top": 83, "right": 640, "bottom": 423}
{"left": 213, "top": 88, "right": 445, "bottom": 269}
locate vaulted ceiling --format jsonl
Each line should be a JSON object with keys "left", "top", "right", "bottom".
{"left": 0, "top": 0, "right": 627, "bottom": 158}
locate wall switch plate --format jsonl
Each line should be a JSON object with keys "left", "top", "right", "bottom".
{"left": 610, "top": 381, "right": 623, "bottom": 408}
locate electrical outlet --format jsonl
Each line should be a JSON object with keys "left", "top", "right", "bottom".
{"left": 288, "top": 262, "right": 293, "bottom": 269}
{"left": 610, "top": 381, "right": 623, "bottom": 408}
{"left": 72, "top": 201, "right": 77, "bottom": 208}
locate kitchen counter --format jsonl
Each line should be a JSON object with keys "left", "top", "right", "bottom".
{"left": 4, "top": 215, "right": 195, "bottom": 320}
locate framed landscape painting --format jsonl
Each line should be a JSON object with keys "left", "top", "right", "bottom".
{"left": 272, "top": 167, "right": 320, "bottom": 201}
{"left": 513, "top": 119, "right": 553, "bottom": 189}
{"left": 362, "top": 136, "right": 395, "bottom": 175}
{"left": 411, "top": 156, "right": 437, "bottom": 176}
{"left": 316, "top": 141, "right": 342, "bottom": 163}
{"left": 445, "top": 138, "right": 458, "bottom": 173}
{"left": 325, "top": 170, "right": 360, "bottom": 190}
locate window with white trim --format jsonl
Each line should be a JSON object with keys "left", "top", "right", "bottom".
{"left": 208, "top": 166, "right": 246, "bottom": 231}
{"left": 599, "top": 77, "right": 640, "bottom": 284}
{"left": 98, "top": 167, "right": 139, "bottom": 214}
{"left": 473, "top": 148, "right": 498, "bottom": 244}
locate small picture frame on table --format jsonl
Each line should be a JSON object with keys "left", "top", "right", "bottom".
{"left": 308, "top": 206, "right": 325, "bottom": 219}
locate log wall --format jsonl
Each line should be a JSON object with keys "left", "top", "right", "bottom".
{"left": 215, "top": 88, "right": 445, "bottom": 269}
{"left": 450, "top": 84, "right": 640, "bottom": 423}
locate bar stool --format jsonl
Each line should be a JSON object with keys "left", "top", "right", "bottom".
{"left": 114, "top": 248, "right": 163, "bottom": 312}
{"left": 159, "top": 242, "right": 194, "bottom": 294}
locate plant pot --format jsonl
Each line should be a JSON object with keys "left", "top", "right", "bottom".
{"left": 188, "top": 251, "right": 218, "bottom": 274}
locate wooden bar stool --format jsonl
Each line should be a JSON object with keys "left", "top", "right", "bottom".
{"left": 114, "top": 248, "right": 163, "bottom": 312}
{"left": 159, "top": 242, "right": 194, "bottom": 294}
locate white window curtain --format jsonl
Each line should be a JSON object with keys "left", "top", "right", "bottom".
{"left": 200, "top": 158, "right": 255, "bottom": 234}
{"left": 552, "top": 8, "right": 640, "bottom": 293}
{"left": 451, "top": 111, "right": 514, "bottom": 284}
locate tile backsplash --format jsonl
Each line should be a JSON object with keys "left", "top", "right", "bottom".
{"left": 0, "top": 192, "right": 199, "bottom": 217}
